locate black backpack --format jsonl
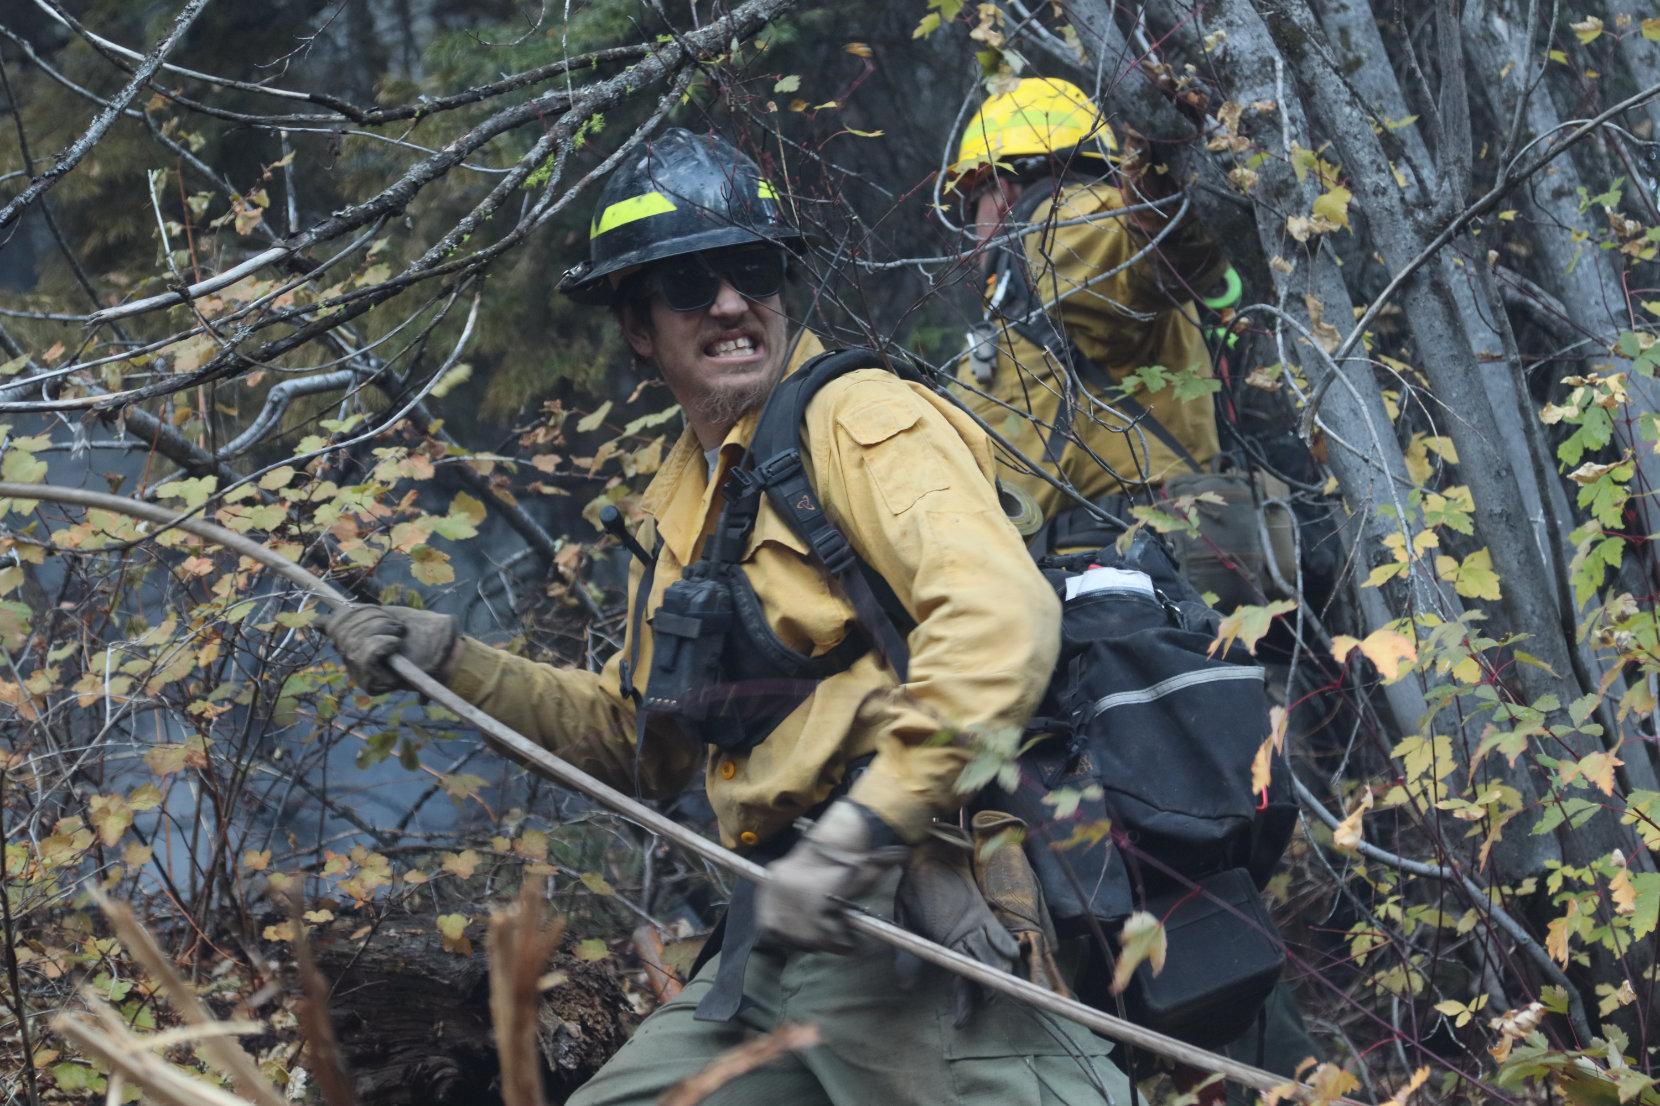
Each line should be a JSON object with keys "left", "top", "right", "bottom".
{"left": 670, "top": 346, "right": 1294, "bottom": 1046}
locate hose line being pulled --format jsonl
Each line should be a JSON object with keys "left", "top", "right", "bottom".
{"left": 0, "top": 480, "right": 1339, "bottom": 1101}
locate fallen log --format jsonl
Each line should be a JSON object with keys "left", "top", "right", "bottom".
{"left": 304, "top": 916, "right": 632, "bottom": 1106}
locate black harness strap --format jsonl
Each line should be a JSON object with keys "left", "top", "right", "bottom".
{"left": 745, "top": 347, "right": 923, "bottom": 680}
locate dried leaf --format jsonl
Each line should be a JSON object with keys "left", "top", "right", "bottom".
{"left": 1110, "top": 911, "right": 1167, "bottom": 994}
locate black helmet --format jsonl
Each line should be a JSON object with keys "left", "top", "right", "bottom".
{"left": 559, "top": 128, "right": 805, "bottom": 304}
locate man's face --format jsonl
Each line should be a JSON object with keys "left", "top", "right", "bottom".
{"left": 622, "top": 247, "right": 791, "bottom": 443}
{"left": 969, "top": 176, "right": 1019, "bottom": 249}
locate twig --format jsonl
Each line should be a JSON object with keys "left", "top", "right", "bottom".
{"left": 657, "top": 1023, "right": 822, "bottom": 1106}
{"left": 0, "top": 0, "right": 215, "bottom": 231}
{"left": 487, "top": 881, "right": 565, "bottom": 1106}
{"left": 0, "top": 767, "right": 41, "bottom": 1106}
{"left": 91, "top": 890, "right": 288, "bottom": 1106}
{"left": 288, "top": 892, "right": 358, "bottom": 1106}
{"left": 54, "top": 1005, "right": 261, "bottom": 1106}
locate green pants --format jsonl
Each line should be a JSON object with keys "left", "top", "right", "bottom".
{"left": 568, "top": 876, "right": 1130, "bottom": 1106}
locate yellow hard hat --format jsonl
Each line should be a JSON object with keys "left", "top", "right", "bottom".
{"left": 947, "top": 78, "right": 1116, "bottom": 189}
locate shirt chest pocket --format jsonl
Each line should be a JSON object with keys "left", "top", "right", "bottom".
{"left": 836, "top": 401, "right": 951, "bottom": 516}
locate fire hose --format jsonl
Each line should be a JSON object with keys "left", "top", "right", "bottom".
{"left": 0, "top": 481, "right": 1348, "bottom": 1102}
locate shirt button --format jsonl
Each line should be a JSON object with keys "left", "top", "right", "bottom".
{"left": 719, "top": 759, "right": 737, "bottom": 780}
{"left": 739, "top": 831, "right": 758, "bottom": 846}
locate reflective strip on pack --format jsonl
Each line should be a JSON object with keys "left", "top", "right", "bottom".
{"left": 1082, "top": 665, "right": 1264, "bottom": 721}
{"left": 591, "top": 191, "right": 677, "bottom": 237}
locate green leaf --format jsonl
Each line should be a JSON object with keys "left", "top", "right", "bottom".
{"left": 575, "top": 938, "right": 610, "bottom": 961}
{"left": 1631, "top": 872, "right": 1660, "bottom": 940}
{"left": 1571, "top": 536, "right": 1625, "bottom": 606}
{"left": 154, "top": 475, "right": 217, "bottom": 509}
{"left": 51, "top": 1064, "right": 106, "bottom": 1094}
{"left": 773, "top": 75, "right": 801, "bottom": 93}
{"left": 1, "top": 448, "right": 46, "bottom": 484}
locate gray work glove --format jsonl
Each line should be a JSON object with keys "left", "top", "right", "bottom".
{"left": 895, "top": 829, "right": 1021, "bottom": 1026}
{"left": 324, "top": 604, "right": 459, "bottom": 694}
{"left": 756, "top": 800, "right": 910, "bottom": 954}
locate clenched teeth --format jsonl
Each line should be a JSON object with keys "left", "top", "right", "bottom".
{"left": 707, "top": 336, "right": 756, "bottom": 356}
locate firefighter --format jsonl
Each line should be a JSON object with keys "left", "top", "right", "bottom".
{"left": 326, "top": 128, "right": 1130, "bottom": 1105}
{"left": 948, "top": 77, "right": 1295, "bottom": 611}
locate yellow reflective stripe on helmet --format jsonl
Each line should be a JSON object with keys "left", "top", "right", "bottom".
{"left": 591, "top": 191, "right": 677, "bottom": 238}
{"left": 758, "top": 180, "right": 779, "bottom": 200}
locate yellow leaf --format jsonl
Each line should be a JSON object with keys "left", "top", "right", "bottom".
{"left": 1363, "top": 560, "right": 1407, "bottom": 588}
{"left": 1210, "top": 599, "right": 1296, "bottom": 657}
{"left": 243, "top": 849, "right": 271, "bottom": 871}
{"left": 1333, "top": 787, "right": 1373, "bottom": 852}
{"left": 437, "top": 913, "right": 469, "bottom": 941}
{"left": 1110, "top": 910, "right": 1167, "bottom": 994}
{"left": 1569, "top": 14, "right": 1603, "bottom": 43}
{"left": 410, "top": 544, "right": 455, "bottom": 586}
{"left": 1251, "top": 736, "right": 1275, "bottom": 796}
{"left": 263, "top": 921, "right": 296, "bottom": 942}
{"left": 1611, "top": 867, "right": 1637, "bottom": 915}
{"left": 1435, "top": 548, "right": 1501, "bottom": 601}
{"left": 1311, "top": 184, "right": 1352, "bottom": 231}
{"left": 87, "top": 794, "right": 132, "bottom": 847}
{"left": 575, "top": 401, "right": 613, "bottom": 434}
{"left": 442, "top": 849, "right": 481, "bottom": 879}
{"left": 1644, "top": 16, "right": 1660, "bottom": 39}
{"left": 1563, "top": 750, "right": 1622, "bottom": 795}
{"left": 844, "top": 41, "right": 873, "bottom": 57}
{"left": 303, "top": 909, "right": 334, "bottom": 924}
{"left": 515, "top": 828, "right": 549, "bottom": 862}
{"left": 1, "top": 449, "right": 46, "bottom": 484}
{"left": 1333, "top": 628, "right": 1417, "bottom": 682}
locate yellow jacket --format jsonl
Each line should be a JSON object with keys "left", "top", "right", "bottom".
{"left": 953, "top": 181, "right": 1226, "bottom": 518}
{"left": 444, "top": 334, "right": 1060, "bottom": 848}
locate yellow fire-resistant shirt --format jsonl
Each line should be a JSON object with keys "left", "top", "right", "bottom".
{"left": 443, "top": 333, "right": 1060, "bottom": 848}
{"left": 953, "top": 181, "right": 1227, "bottom": 519}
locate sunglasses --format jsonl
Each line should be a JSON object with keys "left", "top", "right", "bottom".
{"left": 641, "top": 247, "right": 787, "bottom": 312}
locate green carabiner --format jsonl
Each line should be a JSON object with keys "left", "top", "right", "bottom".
{"left": 1202, "top": 265, "right": 1243, "bottom": 312}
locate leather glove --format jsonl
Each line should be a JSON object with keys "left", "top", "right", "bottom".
{"left": 756, "top": 800, "right": 910, "bottom": 954}
{"left": 971, "top": 810, "right": 1070, "bottom": 997}
{"left": 324, "top": 604, "right": 459, "bottom": 694}
{"left": 895, "top": 828, "right": 1021, "bottom": 1026}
